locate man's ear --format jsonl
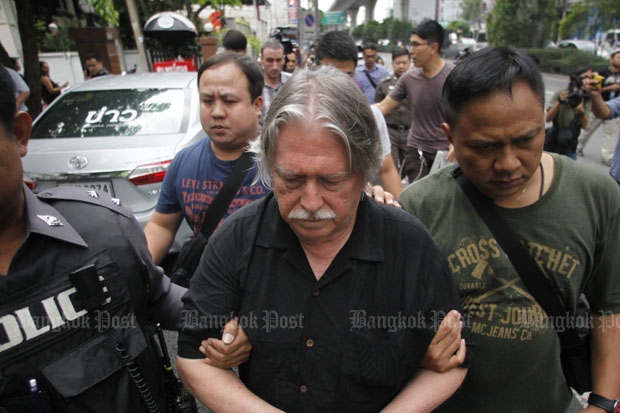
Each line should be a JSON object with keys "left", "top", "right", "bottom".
{"left": 254, "top": 96, "right": 263, "bottom": 117}
{"left": 441, "top": 122, "right": 454, "bottom": 144}
{"left": 14, "top": 111, "right": 32, "bottom": 157}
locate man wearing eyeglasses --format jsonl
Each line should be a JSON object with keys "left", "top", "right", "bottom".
{"left": 355, "top": 42, "right": 389, "bottom": 103}
{"left": 374, "top": 20, "right": 453, "bottom": 184}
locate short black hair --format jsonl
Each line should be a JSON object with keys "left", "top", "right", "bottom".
{"left": 442, "top": 46, "right": 545, "bottom": 129}
{"left": 362, "top": 42, "right": 377, "bottom": 52}
{"left": 0, "top": 65, "right": 16, "bottom": 135}
{"left": 85, "top": 53, "right": 102, "bottom": 62}
{"left": 222, "top": 30, "right": 247, "bottom": 52}
{"left": 392, "top": 47, "right": 409, "bottom": 60}
{"left": 197, "top": 52, "right": 264, "bottom": 102}
{"left": 315, "top": 31, "right": 358, "bottom": 66}
{"left": 412, "top": 20, "right": 445, "bottom": 53}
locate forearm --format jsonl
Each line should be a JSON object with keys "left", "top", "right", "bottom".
{"left": 545, "top": 102, "right": 560, "bottom": 123}
{"left": 144, "top": 221, "right": 176, "bottom": 264}
{"left": 589, "top": 92, "right": 612, "bottom": 120}
{"left": 382, "top": 368, "right": 467, "bottom": 412}
{"left": 374, "top": 96, "right": 399, "bottom": 116}
{"left": 590, "top": 313, "right": 620, "bottom": 400}
{"left": 177, "top": 357, "right": 282, "bottom": 412}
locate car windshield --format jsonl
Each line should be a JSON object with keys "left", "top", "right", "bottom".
{"left": 32, "top": 88, "right": 187, "bottom": 139}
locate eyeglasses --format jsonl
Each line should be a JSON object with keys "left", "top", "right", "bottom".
{"left": 409, "top": 42, "right": 430, "bottom": 48}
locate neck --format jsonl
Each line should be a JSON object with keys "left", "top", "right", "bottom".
{"left": 265, "top": 74, "right": 280, "bottom": 87}
{"left": 495, "top": 153, "right": 553, "bottom": 208}
{"left": 210, "top": 140, "right": 251, "bottom": 161}
{"left": 422, "top": 57, "right": 445, "bottom": 77}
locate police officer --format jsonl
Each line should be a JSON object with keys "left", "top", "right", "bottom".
{"left": 374, "top": 47, "right": 412, "bottom": 179}
{"left": 0, "top": 65, "right": 246, "bottom": 412}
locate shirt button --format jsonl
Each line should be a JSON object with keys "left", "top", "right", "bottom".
{"left": 299, "top": 385, "right": 308, "bottom": 393}
{"left": 306, "top": 339, "right": 315, "bottom": 348}
{"left": 312, "top": 290, "right": 320, "bottom": 297}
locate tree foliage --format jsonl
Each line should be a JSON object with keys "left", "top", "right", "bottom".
{"left": 558, "top": 2, "right": 591, "bottom": 39}
{"left": 446, "top": 20, "right": 472, "bottom": 37}
{"left": 92, "top": 0, "right": 120, "bottom": 27}
{"left": 592, "top": 0, "right": 620, "bottom": 30}
{"left": 352, "top": 18, "right": 413, "bottom": 47}
{"left": 487, "top": 0, "right": 555, "bottom": 48}
{"left": 353, "top": 20, "right": 384, "bottom": 43}
{"left": 461, "top": 0, "right": 485, "bottom": 23}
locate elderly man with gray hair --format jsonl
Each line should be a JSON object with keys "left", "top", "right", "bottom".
{"left": 177, "top": 66, "right": 467, "bottom": 412}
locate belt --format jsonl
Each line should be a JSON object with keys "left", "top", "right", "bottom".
{"left": 386, "top": 123, "right": 410, "bottom": 131}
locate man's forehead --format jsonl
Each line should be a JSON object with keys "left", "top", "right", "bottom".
{"left": 263, "top": 48, "right": 284, "bottom": 56}
{"left": 200, "top": 63, "right": 247, "bottom": 84}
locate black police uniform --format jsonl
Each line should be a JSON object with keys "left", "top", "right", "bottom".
{"left": 375, "top": 74, "right": 412, "bottom": 174}
{"left": 0, "top": 185, "right": 185, "bottom": 412}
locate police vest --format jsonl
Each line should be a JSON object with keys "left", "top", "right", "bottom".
{"left": 0, "top": 190, "right": 167, "bottom": 412}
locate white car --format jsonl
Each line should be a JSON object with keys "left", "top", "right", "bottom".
{"left": 556, "top": 39, "right": 597, "bottom": 54}
{"left": 24, "top": 72, "right": 203, "bottom": 252}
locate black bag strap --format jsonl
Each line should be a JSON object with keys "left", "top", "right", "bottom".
{"left": 452, "top": 167, "right": 583, "bottom": 348}
{"left": 199, "top": 150, "right": 254, "bottom": 240}
{"left": 364, "top": 70, "right": 377, "bottom": 89}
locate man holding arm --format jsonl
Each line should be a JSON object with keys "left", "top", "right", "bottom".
{"left": 177, "top": 66, "right": 467, "bottom": 411}
{"left": 401, "top": 46, "right": 620, "bottom": 412}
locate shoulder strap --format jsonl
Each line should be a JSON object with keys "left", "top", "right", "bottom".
{"left": 364, "top": 70, "right": 377, "bottom": 88}
{"left": 452, "top": 167, "right": 583, "bottom": 348}
{"left": 199, "top": 150, "right": 254, "bottom": 240}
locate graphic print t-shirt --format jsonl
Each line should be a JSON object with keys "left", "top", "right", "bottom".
{"left": 156, "top": 137, "right": 268, "bottom": 234}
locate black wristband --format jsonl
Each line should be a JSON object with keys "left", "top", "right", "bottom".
{"left": 588, "top": 393, "right": 620, "bottom": 413}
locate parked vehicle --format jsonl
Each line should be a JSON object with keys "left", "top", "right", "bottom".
{"left": 23, "top": 72, "right": 203, "bottom": 252}
{"left": 598, "top": 29, "right": 620, "bottom": 58}
{"left": 556, "top": 39, "right": 597, "bottom": 54}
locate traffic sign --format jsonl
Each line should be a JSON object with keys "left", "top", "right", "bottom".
{"left": 302, "top": 11, "right": 317, "bottom": 39}
{"left": 322, "top": 11, "right": 346, "bottom": 25}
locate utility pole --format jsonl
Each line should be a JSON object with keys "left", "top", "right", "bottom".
{"left": 126, "top": 0, "right": 150, "bottom": 72}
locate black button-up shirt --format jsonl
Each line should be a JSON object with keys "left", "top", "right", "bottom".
{"left": 179, "top": 193, "right": 463, "bottom": 412}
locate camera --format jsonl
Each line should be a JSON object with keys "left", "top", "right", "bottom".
{"left": 563, "top": 74, "right": 589, "bottom": 108}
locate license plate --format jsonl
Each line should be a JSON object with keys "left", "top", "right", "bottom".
{"left": 58, "top": 181, "right": 114, "bottom": 196}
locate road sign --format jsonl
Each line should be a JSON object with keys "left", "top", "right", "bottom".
{"left": 322, "top": 11, "right": 346, "bottom": 25}
{"left": 302, "top": 11, "right": 317, "bottom": 40}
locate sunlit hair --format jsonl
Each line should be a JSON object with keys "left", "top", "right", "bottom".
{"left": 442, "top": 45, "right": 545, "bottom": 129}
{"left": 252, "top": 66, "right": 382, "bottom": 187}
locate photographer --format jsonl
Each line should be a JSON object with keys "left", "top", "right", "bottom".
{"left": 578, "top": 50, "right": 620, "bottom": 164}
{"left": 545, "top": 67, "right": 591, "bottom": 159}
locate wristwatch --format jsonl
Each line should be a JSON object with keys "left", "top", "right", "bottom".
{"left": 588, "top": 393, "right": 620, "bottom": 413}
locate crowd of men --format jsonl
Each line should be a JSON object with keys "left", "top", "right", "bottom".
{"left": 2, "top": 20, "right": 620, "bottom": 413}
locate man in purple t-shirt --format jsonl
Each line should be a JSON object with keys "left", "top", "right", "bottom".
{"left": 375, "top": 20, "right": 453, "bottom": 183}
